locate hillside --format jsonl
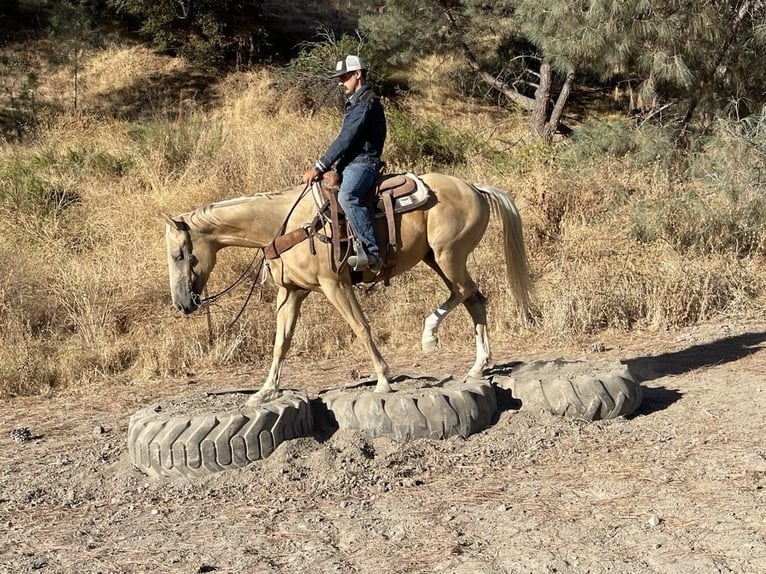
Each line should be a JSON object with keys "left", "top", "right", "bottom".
{"left": 0, "top": 39, "right": 764, "bottom": 399}
{"left": 0, "top": 26, "right": 765, "bottom": 574}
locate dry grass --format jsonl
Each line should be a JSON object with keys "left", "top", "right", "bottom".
{"left": 0, "top": 44, "right": 763, "bottom": 399}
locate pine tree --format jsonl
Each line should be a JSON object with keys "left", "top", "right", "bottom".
{"left": 362, "top": 0, "right": 766, "bottom": 142}
{"left": 361, "top": 0, "right": 577, "bottom": 141}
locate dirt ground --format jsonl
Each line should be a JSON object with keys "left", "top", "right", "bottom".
{"left": 1, "top": 318, "right": 765, "bottom": 574}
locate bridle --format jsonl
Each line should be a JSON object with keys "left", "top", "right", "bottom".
{"left": 179, "top": 182, "right": 312, "bottom": 334}
{"left": 176, "top": 222, "right": 267, "bottom": 335}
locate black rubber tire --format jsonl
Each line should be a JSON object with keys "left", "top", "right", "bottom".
{"left": 319, "top": 377, "right": 497, "bottom": 440}
{"left": 493, "top": 359, "right": 642, "bottom": 420}
{"left": 127, "top": 391, "right": 313, "bottom": 478}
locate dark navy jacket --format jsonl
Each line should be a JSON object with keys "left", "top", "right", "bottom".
{"left": 315, "top": 83, "right": 386, "bottom": 173}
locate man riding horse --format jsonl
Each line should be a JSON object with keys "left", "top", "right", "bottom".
{"left": 302, "top": 55, "right": 387, "bottom": 273}
{"left": 164, "top": 56, "right": 531, "bottom": 405}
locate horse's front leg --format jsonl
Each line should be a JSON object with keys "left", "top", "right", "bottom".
{"left": 320, "top": 279, "right": 392, "bottom": 393}
{"left": 246, "top": 286, "right": 309, "bottom": 406}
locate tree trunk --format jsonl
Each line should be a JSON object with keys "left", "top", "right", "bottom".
{"left": 439, "top": 2, "right": 573, "bottom": 141}
{"left": 530, "top": 63, "right": 575, "bottom": 143}
{"left": 531, "top": 62, "right": 552, "bottom": 138}
{"left": 543, "top": 66, "right": 575, "bottom": 142}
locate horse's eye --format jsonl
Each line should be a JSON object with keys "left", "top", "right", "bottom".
{"left": 174, "top": 252, "right": 184, "bottom": 262}
{"left": 189, "top": 254, "right": 198, "bottom": 267}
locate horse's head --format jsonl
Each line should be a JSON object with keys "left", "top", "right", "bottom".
{"left": 164, "top": 215, "right": 216, "bottom": 314}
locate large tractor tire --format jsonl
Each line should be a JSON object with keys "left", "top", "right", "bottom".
{"left": 127, "top": 390, "right": 313, "bottom": 478}
{"left": 493, "top": 359, "right": 642, "bottom": 420}
{"left": 318, "top": 375, "right": 497, "bottom": 440}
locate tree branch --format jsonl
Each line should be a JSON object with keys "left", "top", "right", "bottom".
{"left": 438, "top": 2, "right": 536, "bottom": 110}
{"left": 680, "top": 0, "right": 752, "bottom": 136}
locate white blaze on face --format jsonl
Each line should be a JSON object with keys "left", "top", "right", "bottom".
{"left": 165, "top": 224, "right": 188, "bottom": 307}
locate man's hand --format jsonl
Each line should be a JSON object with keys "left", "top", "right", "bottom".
{"left": 303, "top": 167, "right": 322, "bottom": 186}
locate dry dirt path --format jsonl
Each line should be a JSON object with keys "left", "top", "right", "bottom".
{"left": 1, "top": 319, "right": 765, "bottom": 573}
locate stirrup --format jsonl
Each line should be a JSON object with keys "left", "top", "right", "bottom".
{"left": 348, "top": 251, "right": 381, "bottom": 272}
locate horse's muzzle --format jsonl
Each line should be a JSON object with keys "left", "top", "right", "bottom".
{"left": 174, "top": 293, "right": 200, "bottom": 315}
{"left": 173, "top": 302, "right": 195, "bottom": 315}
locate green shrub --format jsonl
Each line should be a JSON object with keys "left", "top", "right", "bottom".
{"left": 629, "top": 116, "right": 766, "bottom": 256}
{"left": 0, "top": 54, "right": 41, "bottom": 140}
{"left": 0, "top": 153, "right": 79, "bottom": 216}
{"left": 386, "top": 105, "right": 479, "bottom": 168}
{"left": 0, "top": 144, "right": 133, "bottom": 216}
{"left": 632, "top": 189, "right": 766, "bottom": 256}
{"left": 106, "top": 0, "right": 267, "bottom": 70}
{"left": 130, "top": 114, "right": 221, "bottom": 178}
{"left": 560, "top": 120, "right": 677, "bottom": 171}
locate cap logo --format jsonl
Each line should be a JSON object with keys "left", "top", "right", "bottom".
{"left": 336, "top": 61, "right": 343, "bottom": 71}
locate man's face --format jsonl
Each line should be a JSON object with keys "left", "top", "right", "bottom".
{"left": 337, "top": 70, "right": 361, "bottom": 96}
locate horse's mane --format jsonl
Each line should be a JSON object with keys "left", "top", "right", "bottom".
{"left": 185, "top": 188, "right": 296, "bottom": 228}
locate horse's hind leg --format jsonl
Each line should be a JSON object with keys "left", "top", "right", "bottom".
{"left": 420, "top": 286, "right": 464, "bottom": 353}
{"left": 421, "top": 254, "right": 474, "bottom": 353}
{"left": 462, "top": 291, "right": 492, "bottom": 377}
{"left": 423, "top": 253, "right": 492, "bottom": 377}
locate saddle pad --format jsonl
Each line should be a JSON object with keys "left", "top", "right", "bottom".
{"left": 375, "top": 173, "right": 430, "bottom": 214}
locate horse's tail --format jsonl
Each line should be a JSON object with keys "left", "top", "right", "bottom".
{"left": 474, "top": 184, "right": 533, "bottom": 320}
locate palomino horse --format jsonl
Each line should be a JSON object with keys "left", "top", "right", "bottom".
{"left": 164, "top": 172, "right": 531, "bottom": 405}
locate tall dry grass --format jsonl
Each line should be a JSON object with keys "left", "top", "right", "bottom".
{"left": 0, "top": 47, "right": 763, "bottom": 399}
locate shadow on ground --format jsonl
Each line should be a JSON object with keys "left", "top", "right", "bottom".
{"left": 625, "top": 330, "right": 766, "bottom": 381}
{"left": 623, "top": 330, "right": 766, "bottom": 415}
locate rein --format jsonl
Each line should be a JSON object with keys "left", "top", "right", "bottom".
{"left": 195, "top": 183, "right": 312, "bottom": 337}
{"left": 199, "top": 250, "right": 262, "bottom": 306}
{"left": 199, "top": 251, "right": 267, "bottom": 341}
{"left": 267, "top": 183, "right": 313, "bottom": 253}
{"left": 215, "top": 253, "right": 267, "bottom": 337}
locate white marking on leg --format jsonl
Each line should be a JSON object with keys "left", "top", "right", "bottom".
{"left": 468, "top": 324, "right": 490, "bottom": 378}
{"left": 422, "top": 306, "right": 449, "bottom": 352}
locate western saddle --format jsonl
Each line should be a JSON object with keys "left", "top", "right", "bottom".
{"left": 264, "top": 166, "right": 431, "bottom": 284}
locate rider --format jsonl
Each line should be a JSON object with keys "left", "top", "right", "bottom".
{"left": 302, "top": 55, "right": 387, "bottom": 273}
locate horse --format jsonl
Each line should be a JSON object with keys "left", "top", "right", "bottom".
{"left": 164, "top": 172, "right": 532, "bottom": 406}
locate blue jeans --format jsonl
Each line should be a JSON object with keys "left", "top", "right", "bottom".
{"left": 338, "top": 161, "right": 380, "bottom": 259}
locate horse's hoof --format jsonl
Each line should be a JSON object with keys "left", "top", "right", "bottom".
{"left": 374, "top": 381, "right": 392, "bottom": 393}
{"left": 421, "top": 337, "right": 438, "bottom": 354}
{"left": 246, "top": 390, "right": 279, "bottom": 407}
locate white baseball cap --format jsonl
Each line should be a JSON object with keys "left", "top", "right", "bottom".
{"left": 329, "top": 55, "right": 368, "bottom": 78}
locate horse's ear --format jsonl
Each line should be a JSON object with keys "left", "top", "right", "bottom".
{"left": 162, "top": 213, "right": 184, "bottom": 231}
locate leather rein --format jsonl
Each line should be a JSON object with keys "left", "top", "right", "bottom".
{"left": 194, "top": 183, "right": 312, "bottom": 333}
